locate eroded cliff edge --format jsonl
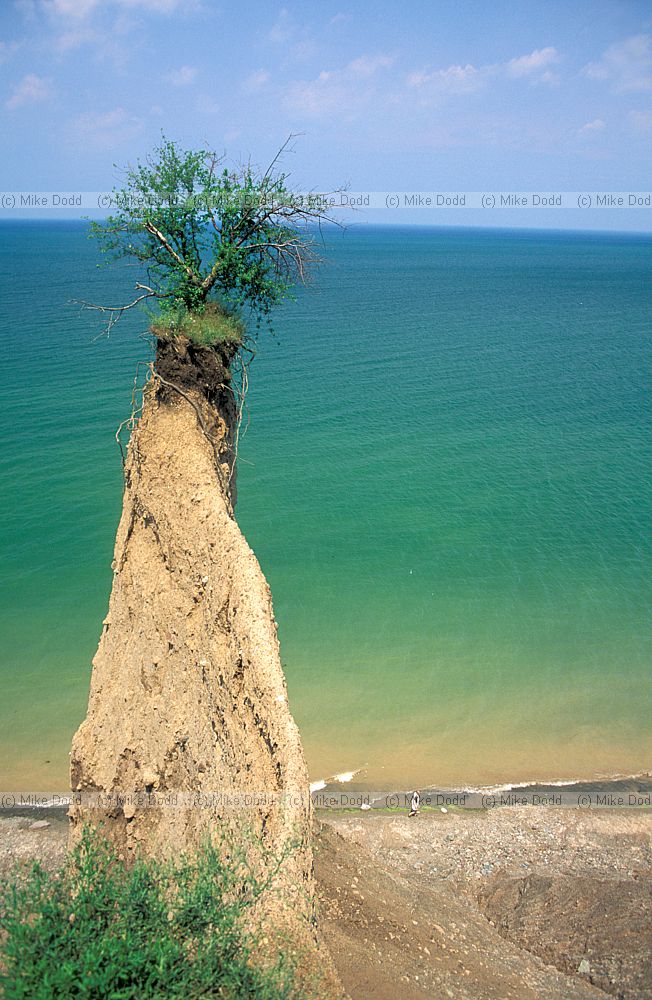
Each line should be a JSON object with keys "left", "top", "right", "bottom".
{"left": 69, "top": 338, "right": 325, "bottom": 967}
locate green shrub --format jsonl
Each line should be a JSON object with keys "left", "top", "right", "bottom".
{"left": 150, "top": 302, "right": 245, "bottom": 349}
{"left": 0, "top": 829, "right": 299, "bottom": 999}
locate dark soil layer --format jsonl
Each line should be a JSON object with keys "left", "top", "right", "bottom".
{"left": 154, "top": 335, "right": 238, "bottom": 404}
{"left": 152, "top": 335, "right": 240, "bottom": 505}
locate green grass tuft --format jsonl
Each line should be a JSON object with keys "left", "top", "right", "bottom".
{"left": 0, "top": 828, "right": 299, "bottom": 999}
{"left": 151, "top": 302, "right": 245, "bottom": 349}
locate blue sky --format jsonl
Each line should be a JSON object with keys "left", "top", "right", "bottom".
{"left": 1, "top": 0, "right": 651, "bottom": 228}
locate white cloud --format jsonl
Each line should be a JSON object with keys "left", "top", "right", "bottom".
{"left": 243, "top": 68, "right": 270, "bottom": 92}
{"left": 291, "top": 38, "right": 316, "bottom": 61}
{"left": 5, "top": 73, "right": 52, "bottom": 109}
{"left": 74, "top": 107, "right": 127, "bottom": 130}
{"left": 166, "top": 64, "right": 198, "bottom": 86}
{"left": 28, "top": 0, "right": 196, "bottom": 22}
{"left": 347, "top": 53, "right": 394, "bottom": 78}
{"left": 44, "top": 0, "right": 101, "bottom": 17}
{"left": 578, "top": 118, "right": 605, "bottom": 135}
{"left": 55, "top": 25, "right": 98, "bottom": 51}
{"left": 58, "top": 11, "right": 141, "bottom": 64}
{"left": 408, "top": 47, "right": 559, "bottom": 101}
{"left": 585, "top": 35, "right": 652, "bottom": 92}
{"left": 117, "top": 0, "right": 197, "bottom": 11}
{"left": 284, "top": 51, "right": 394, "bottom": 118}
{"left": 268, "top": 7, "right": 291, "bottom": 44}
{"left": 71, "top": 106, "right": 142, "bottom": 146}
{"left": 19, "top": 0, "right": 199, "bottom": 61}
{"left": 408, "top": 63, "right": 484, "bottom": 95}
{"left": 507, "top": 46, "right": 558, "bottom": 78}
{"left": 265, "top": 8, "right": 316, "bottom": 62}
{"left": 628, "top": 109, "right": 652, "bottom": 132}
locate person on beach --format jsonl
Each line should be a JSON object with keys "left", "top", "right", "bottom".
{"left": 409, "top": 790, "right": 420, "bottom": 817}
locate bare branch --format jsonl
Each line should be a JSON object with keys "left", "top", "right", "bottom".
{"left": 143, "top": 220, "right": 203, "bottom": 286}
{"left": 261, "top": 133, "right": 298, "bottom": 183}
{"left": 71, "top": 289, "right": 159, "bottom": 339}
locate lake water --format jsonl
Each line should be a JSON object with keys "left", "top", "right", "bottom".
{"left": 1, "top": 222, "right": 650, "bottom": 791}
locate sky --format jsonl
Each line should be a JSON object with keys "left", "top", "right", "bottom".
{"left": 0, "top": 0, "right": 651, "bottom": 228}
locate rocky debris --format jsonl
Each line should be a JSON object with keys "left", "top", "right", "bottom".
{"left": 327, "top": 808, "right": 652, "bottom": 891}
{"left": 0, "top": 813, "right": 68, "bottom": 881}
{"left": 314, "top": 823, "right": 604, "bottom": 999}
{"left": 325, "top": 807, "right": 652, "bottom": 998}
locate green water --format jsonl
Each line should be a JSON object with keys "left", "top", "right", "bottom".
{"left": 1, "top": 222, "right": 650, "bottom": 790}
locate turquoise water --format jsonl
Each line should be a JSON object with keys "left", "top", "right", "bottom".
{"left": 1, "top": 222, "right": 651, "bottom": 790}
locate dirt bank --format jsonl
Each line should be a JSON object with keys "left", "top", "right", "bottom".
{"left": 67, "top": 351, "right": 334, "bottom": 984}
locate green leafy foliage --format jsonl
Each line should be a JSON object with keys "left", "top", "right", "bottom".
{"left": 89, "top": 135, "right": 334, "bottom": 334}
{"left": 0, "top": 829, "right": 300, "bottom": 999}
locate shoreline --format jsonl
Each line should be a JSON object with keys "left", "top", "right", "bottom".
{"left": 2, "top": 771, "right": 651, "bottom": 820}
